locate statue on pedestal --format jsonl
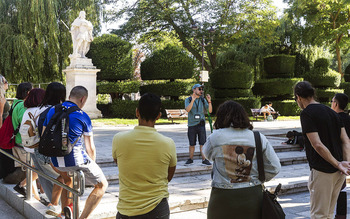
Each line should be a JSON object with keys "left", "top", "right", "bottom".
{"left": 69, "top": 11, "right": 93, "bottom": 59}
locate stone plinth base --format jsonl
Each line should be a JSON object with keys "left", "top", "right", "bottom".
{"left": 63, "top": 59, "right": 101, "bottom": 119}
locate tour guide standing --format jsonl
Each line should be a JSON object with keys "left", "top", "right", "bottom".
{"left": 112, "top": 93, "right": 177, "bottom": 218}
{"left": 185, "top": 84, "right": 212, "bottom": 165}
{"left": 294, "top": 81, "right": 350, "bottom": 219}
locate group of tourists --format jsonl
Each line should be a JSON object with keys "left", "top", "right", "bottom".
{"left": 1, "top": 77, "right": 350, "bottom": 219}
{"left": 0, "top": 75, "right": 108, "bottom": 219}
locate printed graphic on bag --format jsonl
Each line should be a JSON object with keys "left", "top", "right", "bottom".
{"left": 222, "top": 145, "right": 255, "bottom": 183}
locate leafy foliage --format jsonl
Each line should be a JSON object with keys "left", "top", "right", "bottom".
{"left": 213, "top": 97, "right": 261, "bottom": 115}
{"left": 87, "top": 34, "right": 133, "bottom": 81}
{"left": 305, "top": 69, "right": 341, "bottom": 88}
{"left": 252, "top": 78, "right": 303, "bottom": 98}
{"left": 272, "top": 100, "right": 301, "bottom": 116}
{"left": 263, "top": 55, "right": 296, "bottom": 78}
{"left": 316, "top": 88, "right": 344, "bottom": 102}
{"left": 141, "top": 45, "right": 195, "bottom": 80}
{"left": 211, "top": 60, "right": 253, "bottom": 89}
{"left": 97, "top": 80, "right": 140, "bottom": 94}
{"left": 0, "top": 0, "right": 102, "bottom": 83}
{"left": 212, "top": 89, "right": 253, "bottom": 98}
{"left": 345, "top": 64, "right": 350, "bottom": 82}
{"left": 140, "top": 81, "right": 192, "bottom": 97}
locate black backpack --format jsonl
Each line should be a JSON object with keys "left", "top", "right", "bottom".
{"left": 38, "top": 104, "right": 80, "bottom": 157}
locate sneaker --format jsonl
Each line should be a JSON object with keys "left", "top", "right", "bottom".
{"left": 13, "top": 183, "right": 26, "bottom": 197}
{"left": 202, "top": 159, "right": 212, "bottom": 166}
{"left": 46, "top": 204, "right": 61, "bottom": 217}
{"left": 185, "top": 158, "right": 193, "bottom": 165}
{"left": 64, "top": 203, "right": 73, "bottom": 219}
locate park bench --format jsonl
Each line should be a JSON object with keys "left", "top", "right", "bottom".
{"left": 250, "top": 108, "right": 264, "bottom": 121}
{"left": 165, "top": 109, "right": 188, "bottom": 123}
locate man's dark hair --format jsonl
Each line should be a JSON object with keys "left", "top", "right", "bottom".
{"left": 214, "top": 100, "right": 253, "bottom": 130}
{"left": 40, "top": 82, "right": 66, "bottom": 107}
{"left": 16, "top": 82, "right": 32, "bottom": 100}
{"left": 286, "top": 131, "right": 294, "bottom": 138}
{"left": 69, "top": 86, "right": 88, "bottom": 99}
{"left": 138, "top": 93, "right": 161, "bottom": 121}
{"left": 294, "top": 81, "right": 315, "bottom": 99}
{"left": 334, "top": 93, "right": 349, "bottom": 110}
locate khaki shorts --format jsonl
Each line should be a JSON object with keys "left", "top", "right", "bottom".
{"left": 12, "top": 146, "right": 29, "bottom": 168}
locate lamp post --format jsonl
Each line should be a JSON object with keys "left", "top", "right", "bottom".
{"left": 191, "top": 24, "right": 215, "bottom": 83}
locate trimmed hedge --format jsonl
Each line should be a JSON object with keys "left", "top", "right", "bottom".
{"left": 272, "top": 100, "right": 301, "bottom": 116}
{"left": 211, "top": 60, "right": 253, "bottom": 89}
{"left": 212, "top": 97, "right": 261, "bottom": 115}
{"left": 252, "top": 78, "right": 303, "bottom": 98}
{"left": 110, "top": 100, "right": 138, "bottom": 118}
{"left": 345, "top": 64, "right": 350, "bottom": 82}
{"left": 263, "top": 55, "right": 296, "bottom": 78}
{"left": 213, "top": 89, "right": 252, "bottom": 98}
{"left": 316, "top": 88, "right": 344, "bottom": 102}
{"left": 305, "top": 69, "right": 341, "bottom": 88}
{"left": 87, "top": 34, "right": 133, "bottom": 80}
{"left": 97, "top": 80, "right": 140, "bottom": 94}
{"left": 294, "top": 53, "right": 310, "bottom": 77}
{"left": 314, "top": 58, "right": 329, "bottom": 69}
{"left": 340, "top": 82, "right": 350, "bottom": 97}
{"left": 140, "top": 81, "right": 192, "bottom": 97}
{"left": 141, "top": 45, "right": 195, "bottom": 80}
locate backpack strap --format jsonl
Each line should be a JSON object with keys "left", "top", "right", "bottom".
{"left": 254, "top": 131, "right": 265, "bottom": 183}
{"left": 9, "top": 100, "right": 22, "bottom": 116}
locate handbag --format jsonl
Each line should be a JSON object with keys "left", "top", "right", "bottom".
{"left": 0, "top": 101, "right": 21, "bottom": 149}
{"left": 254, "top": 131, "right": 285, "bottom": 219}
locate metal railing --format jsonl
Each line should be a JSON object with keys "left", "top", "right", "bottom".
{"left": 0, "top": 148, "right": 85, "bottom": 219}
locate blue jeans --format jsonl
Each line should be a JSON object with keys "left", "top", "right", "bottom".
{"left": 116, "top": 198, "right": 169, "bottom": 219}
{"left": 188, "top": 123, "right": 206, "bottom": 146}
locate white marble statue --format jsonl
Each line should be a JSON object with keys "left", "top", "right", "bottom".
{"left": 69, "top": 11, "right": 93, "bottom": 58}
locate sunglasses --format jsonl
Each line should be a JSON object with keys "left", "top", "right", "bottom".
{"left": 198, "top": 88, "right": 204, "bottom": 91}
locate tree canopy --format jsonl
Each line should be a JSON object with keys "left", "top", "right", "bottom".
{"left": 0, "top": 0, "right": 102, "bottom": 83}
{"left": 109, "top": 0, "right": 280, "bottom": 71}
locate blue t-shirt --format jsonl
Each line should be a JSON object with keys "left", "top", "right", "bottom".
{"left": 185, "top": 97, "right": 209, "bottom": 127}
{"left": 43, "top": 101, "right": 93, "bottom": 167}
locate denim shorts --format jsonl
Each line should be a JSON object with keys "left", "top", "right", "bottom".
{"left": 188, "top": 123, "right": 206, "bottom": 146}
{"left": 116, "top": 198, "right": 169, "bottom": 219}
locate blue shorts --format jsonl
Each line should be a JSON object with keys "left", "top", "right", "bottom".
{"left": 188, "top": 124, "right": 206, "bottom": 146}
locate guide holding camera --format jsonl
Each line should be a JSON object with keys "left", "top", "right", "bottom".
{"left": 185, "top": 84, "right": 212, "bottom": 166}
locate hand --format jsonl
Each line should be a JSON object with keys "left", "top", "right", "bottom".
{"left": 191, "top": 93, "right": 198, "bottom": 100}
{"left": 337, "top": 161, "right": 350, "bottom": 175}
{"left": 206, "top": 94, "right": 211, "bottom": 103}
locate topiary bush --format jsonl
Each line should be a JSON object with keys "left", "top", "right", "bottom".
{"left": 211, "top": 60, "right": 253, "bottom": 89}
{"left": 305, "top": 69, "right": 341, "bottom": 88}
{"left": 140, "top": 45, "right": 195, "bottom": 80}
{"left": 263, "top": 55, "right": 296, "bottom": 78}
{"left": 213, "top": 89, "right": 252, "bottom": 98}
{"left": 87, "top": 34, "right": 133, "bottom": 81}
{"left": 109, "top": 99, "right": 138, "bottom": 118}
{"left": 344, "top": 64, "right": 350, "bottom": 82}
{"left": 140, "top": 81, "right": 192, "bottom": 97}
{"left": 294, "top": 53, "right": 310, "bottom": 77}
{"left": 340, "top": 82, "right": 350, "bottom": 97}
{"left": 97, "top": 80, "right": 140, "bottom": 94}
{"left": 272, "top": 100, "right": 301, "bottom": 116}
{"left": 212, "top": 97, "right": 261, "bottom": 115}
{"left": 316, "top": 88, "right": 344, "bottom": 102}
{"left": 314, "top": 58, "right": 329, "bottom": 70}
{"left": 252, "top": 78, "right": 303, "bottom": 98}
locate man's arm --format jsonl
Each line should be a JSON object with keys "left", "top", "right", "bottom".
{"left": 167, "top": 166, "right": 176, "bottom": 182}
{"left": 185, "top": 94, "right": 197, "bottom": 112}
{"left": 114, "top": 159, "right": 118, "bottom": 165}
{"left": 340, "top": 127, "right": 350, "bottom": 161}
{"left": 206, "top": 94, "right": 212, "bottom": 113}
{"left": 306, "top": 132, "right": 350, "bottom": 175}
{"left": 84, "top": 134, "right": 96, "bottom": 161}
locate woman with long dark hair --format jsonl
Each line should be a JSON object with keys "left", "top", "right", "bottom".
{"left": 203, "top": 100, "right": 281, "bottom": 219}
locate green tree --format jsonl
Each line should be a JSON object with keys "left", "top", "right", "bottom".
{"left": 286, "top": 0, "right": 350, "bottom": 76}
{"left": 0, "top": 0, "right": 102, "bottom": 83}
{"left": 109, "top": 0, "right": 279, "bottom": 71}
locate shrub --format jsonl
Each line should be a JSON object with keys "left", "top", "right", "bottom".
{"left": 344, "top": 64, "right": 350, "bottom": 82}
{"left": 294, "top": 53, "right": 310, "bottom": 77}
{"left": 305, "top": 69, "right": 341, "bottom": 88}
{"left": 141, "top": 45, "right": 195, "bottom": 80}
{"left": 140, "top": 81, "right": 192, "bottom": 97}
{"left": 263, "top": 55, "right": 296, "bottom": 78}
{"left": 110, "top": 100, "right": 138, "bottom": 118}
{"left": 213, "top": 89, "right": 252, "bottom": 98}
{"left": 340, "top": 82, "right": 350, "bottom": 97}
{"left": 272, "top": 100, "right": 301, "bottom": 116}
{"left": 87, "top": 34, "right": 133, "bottom": 81}
{"left": 97, "top": 80, "right": 140, "bottom": 94}
{"left": 252, "top": 78, "right": 303, "bottom": 98}
{"left": 211, "top": 60, "right": 253, "bottom": 89}
{"left": 316, "top": 88, "right": 344, "bottom": 102}
{"left": 212, "top": 97, "right": 261, "bottom": 115}
{"left": 161, "top": 100, "right": 185, "bottom": 118}
{"left": 314, "top": 58, "right": 329, "bottom": 69}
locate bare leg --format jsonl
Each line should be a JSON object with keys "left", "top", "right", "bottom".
{"left": 200, "top": 145, "right": 206, "bottom": 160}
{"left": 79, "top": 180, "right": 108, "bottom": 219}
{"left": 189, "top": 146, "right": 195, "bottom": 159}
{"left": 51, "top": 164, "right": 72, "bottom": 211}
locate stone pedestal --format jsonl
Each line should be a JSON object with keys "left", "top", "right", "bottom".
{"left": 63, "top": 57, "right": 102, "bottom": 119}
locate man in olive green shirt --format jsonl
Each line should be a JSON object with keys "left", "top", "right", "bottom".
{"left": 112, "top": 93, "right": 177, "bottom": 218}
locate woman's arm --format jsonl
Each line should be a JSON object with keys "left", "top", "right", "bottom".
{"left": 0, "top": 95, "right": 5, "bottom": 128}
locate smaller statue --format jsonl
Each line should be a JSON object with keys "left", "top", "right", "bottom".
{"left": 69, "top": 11, "right": 93, "bottom": 58}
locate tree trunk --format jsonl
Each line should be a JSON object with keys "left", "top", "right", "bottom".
{"left": 336, "top": 46, "right": 343, "bottom": 77}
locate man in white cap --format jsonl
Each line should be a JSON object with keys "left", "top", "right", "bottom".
{"left": 184, "top": 84, "right": 212, "bottom": 165}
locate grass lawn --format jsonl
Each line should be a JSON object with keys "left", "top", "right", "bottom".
{"left": 92, "top": 116, "right": 300, "bottom": 126}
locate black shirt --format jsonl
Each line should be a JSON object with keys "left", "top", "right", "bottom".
{"left": 338, "top": 112, "right": 350, "bottom": 137}
{"left": 301, "top": 103, "right": 344, "bottom": 173}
